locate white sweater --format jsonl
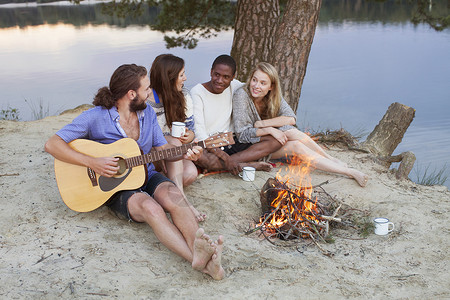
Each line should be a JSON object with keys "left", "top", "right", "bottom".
{"left": 191, "top": 80, "right": 244, "bottom": 140}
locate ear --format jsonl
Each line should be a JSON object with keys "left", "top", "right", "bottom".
{"left": 127, "top": 90, "right": 136, "bottom": 99}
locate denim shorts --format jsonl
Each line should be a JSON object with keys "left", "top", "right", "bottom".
{"left": 106, "top": 172, "right": 173, "bottom": 222}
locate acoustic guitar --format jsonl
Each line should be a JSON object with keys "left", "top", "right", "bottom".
{"left": 54, "top": 132, "right": 234, "bottom": 212}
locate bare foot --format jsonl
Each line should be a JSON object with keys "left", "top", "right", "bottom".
{"left": 190, "top": 206, "right": 206, "bottom": 223}
{"left": 240, "top": 161, "right": 273, "bottom": 172}
{"left": 192, "top": 228, "right": 215, "bottom": 271}
{"left": 350, "top": 169, "right": 369, "bottom": 187}
{"left": 203, "top": 235, "right": 225, "bottom": 280}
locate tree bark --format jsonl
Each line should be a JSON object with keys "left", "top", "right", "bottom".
{"left": 363, "top": 102, "right": 416, "bottom": 180}
{"left": 363, "top": 102, "right": 415, "bottom": 158}
{"left": 270, "top": 0, "right": 322, "bottom": 112}
{"left": 231, "top": 0, "right": 322, "bottom": 113}
{"left": 231, "top": 0, "right": 280, "bottom": 81}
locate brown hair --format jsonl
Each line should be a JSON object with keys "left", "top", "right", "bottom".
{"left": 150, "top": 54, "right": 186, "bottom": 127}
{"left": 93, "top": 64, "right": 147, "bottom": 109}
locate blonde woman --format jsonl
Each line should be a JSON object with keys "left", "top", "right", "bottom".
{"left": 232, "top": 62, "right": 368, "bottom": 187}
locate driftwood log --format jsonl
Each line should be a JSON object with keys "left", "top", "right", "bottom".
{"left": 362, "top": 102, "right": 416, "bottom": 179}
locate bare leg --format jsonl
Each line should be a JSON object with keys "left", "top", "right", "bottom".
{"left": 230, "top": 135, "right": 281, "bottom": 163}
{"left": 128, "top": 192, "right": 195, "bottom": 261}
{"left": 271, "top": 141, "right": 369, "bottom": 187}
{"left": 165, "top": 136, "right": 205, "bottom": 222}
{"left": 127, "top": 186, "right": 222, "bottom": 278}
{"left": 194, "top": 135, "right": 280, "bottom": 172}
{"left": 284, "top": 129, "right": 347, "bottom": 167}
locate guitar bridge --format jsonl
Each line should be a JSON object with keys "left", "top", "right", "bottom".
{"left": 87, "top": 168, "right": 98, "bottom": 187}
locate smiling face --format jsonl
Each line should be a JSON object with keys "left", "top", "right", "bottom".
{"left": 249, "top": 69, "right": 272, "bottom": 101}
{"left": 176, "top": 67, "right": 187, "bottom": 92}
{"left": 209, "top": 64, "right": 235, "bottom": 94}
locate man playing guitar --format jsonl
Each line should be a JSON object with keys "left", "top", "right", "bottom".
{"left": 45, "top": 64, "right": 224, "bottom": 280}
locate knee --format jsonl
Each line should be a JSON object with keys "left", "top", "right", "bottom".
{"left": 129, "top": 193, "right": 166, "bottom": 222}
{"left": 183, "top": 163, "right": 198, "bottom": 187}
{"left": 166, "top": 135, "right": 182, "bottom": 146}
{"left": 141, "top": 199, "right": 166, "bottom": 220}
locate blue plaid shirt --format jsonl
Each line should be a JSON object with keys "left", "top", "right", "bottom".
{"left": 56, "top": 105, "right": 167, "bottom": 177}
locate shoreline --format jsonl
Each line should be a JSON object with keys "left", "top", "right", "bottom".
{"left": 0, "top": 111, "right": 449, "bottom": 298}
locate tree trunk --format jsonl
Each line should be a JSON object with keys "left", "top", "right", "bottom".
{"left": 363, "top": 102, "right": 415, "bottom": 158}
{"left": 231, "top": 0, "right": 321, "bottom": 113}
{"left": 363, "top": 102, "right": 416, "bottom": 179}
{"left": 270, "top": 0, "right": 322, "bottom": 112}
{"left": 231, "top": 0, "right": 280, "bottom": 81}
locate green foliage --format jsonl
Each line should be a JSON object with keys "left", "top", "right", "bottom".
{"left": 353, "top": 217, "right": 375, "bottom": 238}
{"left": 153, "top": 0, "right": 235, "bottom": 49}
{"left": 100, "top": 0, "right": 147, "bottom": 19}
{"left": 412, "top": 163, "right": 448, "bottom": 186}
{"left": 0, "top": 106, "right": 20, "bottom": 121}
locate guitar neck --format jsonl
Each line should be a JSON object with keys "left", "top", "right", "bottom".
{"left": 125, "top": 140, "right": 206, "bottom": 168}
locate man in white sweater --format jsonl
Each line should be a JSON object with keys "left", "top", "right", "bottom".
{"left": 191, "top": 55, "right": 281, "bottom": 175}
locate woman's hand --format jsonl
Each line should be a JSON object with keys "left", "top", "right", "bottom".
{"left": 269, "top": 128, "right": 288, "bottom": 145}
{"left": 179, "top": 129, "right": 195, "bottom": 144}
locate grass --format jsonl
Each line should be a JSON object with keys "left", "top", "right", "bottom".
{"left": 1, "top": 99, "right": 57, "bottom": 121}
{"left": 25, "top": 98, "right": 51, "bottom": 120}
{"left": 0, "top": 106, "right": 20, "bottom": 121}
{"left": 412, "top": 163, "right": 448, "bottom": 186}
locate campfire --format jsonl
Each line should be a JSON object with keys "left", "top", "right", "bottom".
{"left": 248, "top": 155, "right": 346, "bottom": 253}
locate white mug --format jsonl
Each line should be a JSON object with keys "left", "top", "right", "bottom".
{"left": 171, "top": 122, "right": 186, "bottom": 138}
{"left": 239, "top": 166, "right": 256, "bottom": 182}
{"left": 373, "top": 217, "right": 395, "bottom": 235}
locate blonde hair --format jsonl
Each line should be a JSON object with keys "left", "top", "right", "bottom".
{"left": 245, "top": 62, "right": 283, "bottom": 119}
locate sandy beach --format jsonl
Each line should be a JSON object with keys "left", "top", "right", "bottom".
{"left": 1, "top": 109, "right": 449, "bottom": 299}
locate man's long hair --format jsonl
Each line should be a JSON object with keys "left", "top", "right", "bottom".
{"left": 245, "top": 62, "right": 282, "bottom": 120}
{"left": 93, "top": 64, "right": 147, "bottom": 109}
{"left": 150, "top": 54, "right": 186, "bottom": 128}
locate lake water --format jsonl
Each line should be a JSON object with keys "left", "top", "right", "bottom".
{"left": 0, "top": 0, "right": 449, "bottom": 187}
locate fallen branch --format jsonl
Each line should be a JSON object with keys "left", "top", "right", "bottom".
{"left": 33, "top": 253, "right": 53, "bottom": 265}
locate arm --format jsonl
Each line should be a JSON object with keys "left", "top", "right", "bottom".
{"left": 254, "top": 116, "right": 295, "bottom": 128}
{"left": 44, "top": 134, "right": 119, "bottom": 177}
{"left": 232, "top": 88, "right": 260, "bottom": 144}
{"left": 255, "top": 98, "right": 296, "bottom": 128}
{"left": 191, "top": 86, "right": 209, "bottom": 141}
{"left": 233, "top": 88, "right": 287, "bottom": 145}
{"left": 181, "top": 90, "right": 195, "bottom": 144}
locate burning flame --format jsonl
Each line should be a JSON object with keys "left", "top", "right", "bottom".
{"left": 258, "top": 154, "right": 323, "bottom": 237}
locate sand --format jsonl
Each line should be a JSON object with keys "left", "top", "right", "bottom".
{"left": 0, "top": 110, "right": 449, "bottom": 299}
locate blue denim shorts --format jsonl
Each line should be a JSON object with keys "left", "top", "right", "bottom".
{"left": 106, "top": 172, "right": 173, "bottom": 222}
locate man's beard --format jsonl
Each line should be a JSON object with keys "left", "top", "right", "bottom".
{"left": 129, "top": 95, "right": 147, "bottom": 112}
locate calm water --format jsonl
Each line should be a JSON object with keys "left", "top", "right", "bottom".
{"left": 0, "top": 0, "right": 449, "bottom": 187}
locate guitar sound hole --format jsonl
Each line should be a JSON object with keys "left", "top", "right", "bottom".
{"left": 115, "top": 157, "right": 127, "bottom": 176}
